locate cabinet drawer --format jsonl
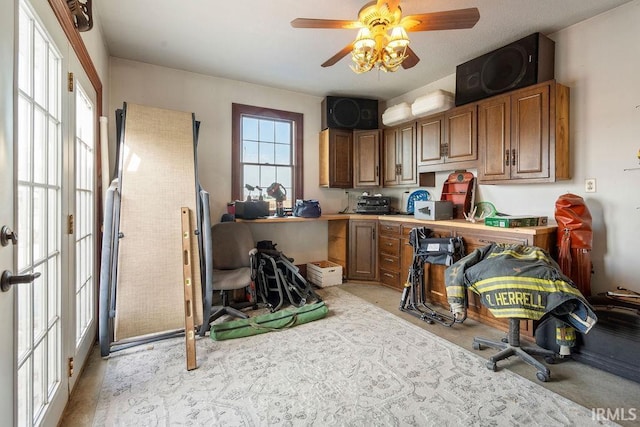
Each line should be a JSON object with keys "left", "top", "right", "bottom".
{"left": 459, "top": 232, "right": 528, "bottom": 255}
{"left": 401, "top": 224, "right": 452, "bottom": 239}
{"left": 379, "top": 221, "right": 401, "bottom": 236}
{"left": 379, "top": 268, "right": 401, "bottom": 289}
{"left": 378, "top": 253, "right": 400, "bottom": 272}
{"left": 379, "top": 235, "right": 400, "bottom": 256}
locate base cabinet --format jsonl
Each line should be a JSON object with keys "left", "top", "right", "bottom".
{"left": 453, "top": 229, "right": 532, "bottom": 336}
{"left": 378, "top": 221, "right": 402, "bottom": 290}
{"left": 373, "top": 219, "right": 556, "bottom": 339}
{"left": 348, "top": 220, "right": 378, "bottom": 280}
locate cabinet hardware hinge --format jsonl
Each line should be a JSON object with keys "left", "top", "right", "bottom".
{"left": 67, "top": 214, "right": 74, "bottom": 235}
{"left": 68, "top": 357, "right": 74, "bottom": 377}
{"left": 67, "top": 72, "right": 74, "bottom": 92}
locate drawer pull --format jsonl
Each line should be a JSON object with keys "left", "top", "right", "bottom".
{"left": 479, "top": 239, "right": 496, "bottom": 244}
{"left": 384, "top": 258, "right": 395, "bottom": 263}
{"left": 383, "top": 272, "right": 395, "bottom": 278}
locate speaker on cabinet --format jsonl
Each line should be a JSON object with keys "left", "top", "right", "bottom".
{"left": 321, "top": 96, "right": 379, "bottom": 130}
{"left": 455, "top": 32, "right": 555, "bottom": 106}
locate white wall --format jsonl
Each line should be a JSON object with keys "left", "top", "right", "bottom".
{"left": 108, "top": 59, "right": 341, "bottom": 262}
{"left": 108, "top": 1, "right": 640, "bottom": 289}
{"left": 388, "top": 1, "right": 640, "bottom": 294}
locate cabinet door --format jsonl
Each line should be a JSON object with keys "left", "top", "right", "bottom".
{"left": 354, "top": 129, "right": 380, "bottom": 187}
{"left": 397, "top": 123, "right": 417, "bottom": 185}
{"left": 511, "top": 84, "right": 550, "bottom": 180}
{"left": 348, "top": 220, "right": 377, "bottom": 280}
{"left": 478, "top": 95, "right": 511, "bottom": 182}
{"left": 382, "top": 128, "right": 399, "bottom": 187}
{"left": 319, "top": 128, "right": 353, "bottom": 188}
{"left": 417, "top": 114, "right": 444, "bottom": 166}
{"left": 445, "top": 104, "right": 477, "bottom": 163}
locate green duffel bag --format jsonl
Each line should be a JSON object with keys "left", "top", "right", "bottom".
{"left": 210, "top": 301, "right": 329, "bottom": 341}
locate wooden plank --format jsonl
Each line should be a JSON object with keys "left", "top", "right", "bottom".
{"left": 181, "top": 208, "right": 197, "bottom": 371}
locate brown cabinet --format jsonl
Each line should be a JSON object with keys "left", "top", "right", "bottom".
{"left": 372, "top": 218, "right": 557, "bottom": 339}
{"left": 477, "top": 80, "right": 570, "bottom": 184}
{"left": 451, "top": 226, "right": 558, "bottom": 338}
{"left": 416, "top": 114, "right": 444, "bottom": 166}
{"left": 319, "top": 128, "right": 353, "bottom": 188}
{"left": 416, "top": 104, "right": 477, "bottom": 171}
{"left": 353, "top": 129, "right": 380, "bottom": 188}
{"left": 378, "top": 221, "right": 402, "bottom": 290}
{"left": 348, "top": 219, "right": 377, "bottom": 280}
{"left": 382, "top": 123, "right": 417, "bottom": 187}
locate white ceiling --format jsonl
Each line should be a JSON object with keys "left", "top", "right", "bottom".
{"left": 96, "top": 0, "right": 633, "bottom": 100}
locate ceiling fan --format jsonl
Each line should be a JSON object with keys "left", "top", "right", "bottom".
{"left": 291, "top": 0, "right": 480, "bottom": 73}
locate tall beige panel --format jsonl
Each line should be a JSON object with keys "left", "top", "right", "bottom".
{"left": 115, "top": 103, "right": 203, "bottom": 340}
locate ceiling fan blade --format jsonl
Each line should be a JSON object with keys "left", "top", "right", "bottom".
{"left": 291, "top": 18, "right": 362, "bottom": 30}
{"left": 402, "top": 8, "right": 480, "bottom": 32}
{"left": 401, "top": 46, "right": 420, "bottom": 69}
{"left": 321, "top": 43, "right": 354, "bottom": 67}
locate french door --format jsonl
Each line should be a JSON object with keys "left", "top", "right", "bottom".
{"left": 0, "top": 0, "right": 17, "bottom": 425}
{"left": 15, "top": 0, "right": 97, "bottom": 425}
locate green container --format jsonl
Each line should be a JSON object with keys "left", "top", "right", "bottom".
{"left": 484, "top": 215, "right": 548, "bottom": 228}
{"left": 210, "top": 301, "right": 328, "bottom": 341}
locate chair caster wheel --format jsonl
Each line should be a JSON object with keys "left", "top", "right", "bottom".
{"left": 473, "top": 342, "right": 482, "bottom": 350}
{"left": 536, "top": 371, "right": 550, "bottom": 382}
{"left": 544, "top": 355, "right": 556, "bottom": 364}
{"left": 486, "top": 361, "right": 497, "bottom": 371}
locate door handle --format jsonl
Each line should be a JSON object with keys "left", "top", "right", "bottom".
{"left": 1, "top": 271, "right": 41, "bottom": 292}
{"left": 1, "top": 226, "right": 18, "bottom": 246}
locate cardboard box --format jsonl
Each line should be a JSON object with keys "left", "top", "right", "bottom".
{"left": 414, "top": 200, "right": 454, "bottom": 220}
{"left": 306, "top": 261, "right": 343, "bottom": 288}
{"left": 484, "top": 215, "right": 548, "bottom": 228}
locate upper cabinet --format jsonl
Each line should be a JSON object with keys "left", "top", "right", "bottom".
{"left": 319, "top": 128, "right": 353, "bottom": 188}
{"left": 319, "top": 128, "right": 380, "bottom": 189}
{"left": 353, "top": 129, "right": 380, "bottom": 188}
{"left": 417, "top": 104, "right": 477, "bottom": 171}
{"left": 477, "top": 80, "right": 570, "bottom": 184}
{"left": 382, "top": 123, "right": 417, "bottom": 187}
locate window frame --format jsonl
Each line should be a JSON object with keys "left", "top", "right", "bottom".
{"left": 231, "top": 103, "right": 303, "bottom": 204}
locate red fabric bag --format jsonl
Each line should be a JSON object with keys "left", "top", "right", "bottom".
{"left": 555, "top": 193, "right": 593, "bottom": 296}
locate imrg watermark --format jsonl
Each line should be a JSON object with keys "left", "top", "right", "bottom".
{"left": 592, "top": 407, "right": 637, "bottom": 422}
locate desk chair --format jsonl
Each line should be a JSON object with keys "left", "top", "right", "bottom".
{"left": 202, "top": 222, "right": 257, "bottom": 333}
{"left": 473, "top": 318, "right": 556, "bottom": 382}
{"left": 446, "top": 243, "right": 597, "bottom": 383}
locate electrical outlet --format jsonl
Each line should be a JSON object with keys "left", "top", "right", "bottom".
{"left": 585, "top": 178, "right": 596, "bottom": 193}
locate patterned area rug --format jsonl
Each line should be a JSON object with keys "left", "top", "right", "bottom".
{"left": 94, "top": 287, "right": 615, "bottom": 426}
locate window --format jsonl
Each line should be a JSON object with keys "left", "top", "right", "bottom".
{"left": 232, "top": 103, "right": 303, "bottom": 210}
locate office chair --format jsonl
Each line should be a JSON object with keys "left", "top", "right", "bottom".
{"left": 446, "top": 243, "right": 597, "bottom": 382}
{"left": 473, "top": 318, "right": 556, "bottom": 382}
{"left": 201, "top": 221, "right": 257, "bottom": 334}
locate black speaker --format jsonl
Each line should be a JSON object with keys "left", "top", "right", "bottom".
{"left": 455, "top": 32, "right": 555, "bottom": 106}
{"left": 321, "top": 96, "right": 378, "bottom": 130}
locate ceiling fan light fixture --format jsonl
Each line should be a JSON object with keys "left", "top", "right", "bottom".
{"left": 354, "top": 27, "right": 376, "bottom": 50}
{"left": 351, "top": 25, "right": 409, "bottom": 74}
{"left": 387, "top": 26, "right": 409, "bottom": 49}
